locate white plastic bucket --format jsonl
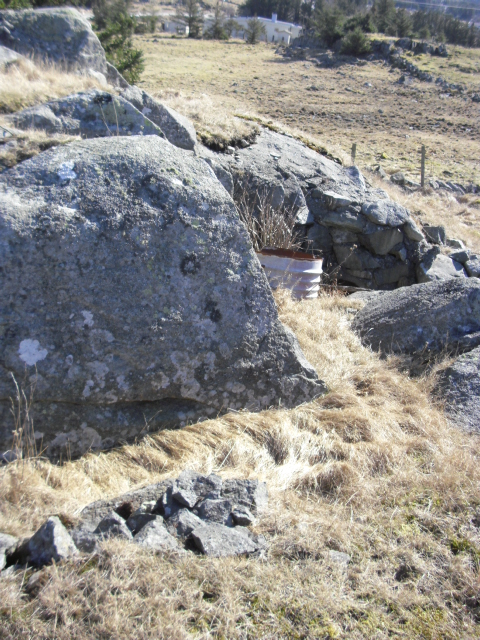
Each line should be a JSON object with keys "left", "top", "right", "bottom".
{"left": 256, "top": 248, "right": 323, "bottom": 299}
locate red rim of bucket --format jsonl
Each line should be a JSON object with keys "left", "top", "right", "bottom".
{"left": 257, "top": 248, "right": 322, "bottom": 261}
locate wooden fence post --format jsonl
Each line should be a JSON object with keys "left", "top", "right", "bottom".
{"left": 421, "top": 145, "right": 426, "bottom": 188}
{"left": 351, "top": 143, "right": 357, "bottom": 165}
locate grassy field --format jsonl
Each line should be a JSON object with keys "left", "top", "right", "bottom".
{"left": 136, "top": 35, "right": 480, "bottom": 188}
{"left": 1, "top": 291, "right": 480, "bottom": 638}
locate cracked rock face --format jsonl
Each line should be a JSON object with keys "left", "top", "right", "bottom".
{"left": 0, "top": 8, "right": 107, "bottom": 74}
{"left": 0, "top": 135, "right": 325, "bottom": 461}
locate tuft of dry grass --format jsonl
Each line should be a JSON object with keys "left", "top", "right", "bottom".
{"left": 1, "top": 291, "right": 479, "bottom": 638}
{"left": 0, "top": 58, "right": 106, "bottom": 115}
{"left": 0, "top": 127, "right": 80, "bottom": 172}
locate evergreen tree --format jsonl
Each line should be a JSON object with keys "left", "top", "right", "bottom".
{"left": 395, "top": 9, "right": 412, "bottom": 38}
{"left": 204, "top": 0, "right": 228, "bottom": 39}
{"left": 315, "top": 7, "right": 345, "bottom": 47}
{"left": 93, "top": 0, "right": 144, "bottom": 84}
{"left": 340, "top": 25, "right": 371, "bottom": 54}
{"left": 245, "top": 16, "right": 266, "bottom": 43}
{"left": 372, "top": 0, "right": 395, "bottom": 34}
{"left": 175, "top": 0, "right": 204, "bottom": 38}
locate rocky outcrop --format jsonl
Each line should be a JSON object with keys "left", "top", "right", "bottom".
{"left": 6, "top": 90, "right": 165, "bottom": 139}
{"left": 0, "top": 135, "right": 325, "bottom": 461}
{"left": 0, "top": 472, "right": 268, "bottom": 569}
{"left": 352, "top": 278, "right": 480, "bottom": 358}
{"left": 435, "top": 346, "right": 480, "bottom": 431}
{"left": 121, "top": 86, "right": 197, "bottom": 151}
{"left": 0, "top": 44, "right": 25, "bottom": 68}
{"left": 106, "top": 61, "right": 129, "bottom": 89}
{"left": 227, "top": 130, "right": 429, "bottom": 290}
{"left": 0, "top": 8, "right": 107, "bottom": 75}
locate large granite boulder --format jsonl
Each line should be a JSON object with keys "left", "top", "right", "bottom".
{"left": 0, "top": 135, "right": 325, "bottom": 461}
{"left": 226, "top": 130, "right": 427, "bottom": 290}
{"left": 435, "top": 346, "right": 480, "bottom": 431}
{"left": 6, "top": 90, "right": 165, "bottom": 139}
{"left": 121, "top": 86, "right": 197, "bottom": 151}
{"left": 0, "top": 8, "right": 107, "bottom": 75}
{"left": 352, "top": 278, "right": 480, "bottom": 357}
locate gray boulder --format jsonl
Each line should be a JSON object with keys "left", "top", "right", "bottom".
{"left": 93, "top": 512, "right": 133, "bottom": 540}
{"left": 221, "top": 478, "right": 268, "bottom": 513}
{"left": 126, "top": 512, "right": 158, "bottom": 535}
{"left": 416, "top": 253, "right": 466, "bottom": 283}
{"left": 196, "top": 498, "right": 235, "bottom": 526}
{"left": 436, "top": 346, "right": 480, "bottom": 431}
{"left": 133, "top": 519, "right": 179, "bottom": 551}
{"left": 0, "top": 533, "right": 17, "bottom": 571}
{"left": 232, "top": 507, "right": 255, "bottom": 526}
{"left": 121, "top": 86, "right": 196, "bottom": 150}
{"left": 70, "top": 529, "right": 100, "bottom": 554}
{"left": 165, "top": 509, "right": 203, "bottom": 540}
{"left": 27, "top": 516, "right": 77, "bottom": 566}
{"left": 190, "top": 522, "right": 258, "bottom": 557}
{"left": 7, "top": 90, "right": 164, "bottom": 139}
{"left": 465, "top": 258, "right": 480, "bottom": 278}
{"left": 423, "top": 225, "right": 446, "bottom": 245}
{"left": 0, "top": 8, "right": 107, "bottom": 74}
{"left": 0, "top": 135, "right": 325, "bottom": 461}
{"left": 352, "top": 278, "right": 480, "bottom": 357}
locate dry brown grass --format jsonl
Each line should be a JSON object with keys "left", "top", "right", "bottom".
{"left": 0, "top": 127, "right": 80, "bottom": 172}
{"left": 1, "top": 291, "right": 479, "bottom": 638}
{"left": 0, "top": 58, "right": 105, "bottom": 115}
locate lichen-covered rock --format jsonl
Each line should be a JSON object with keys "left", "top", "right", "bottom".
{"left": 121, "top": 86, "right": 196, "bottom": 150}
{"left": 27, "top": 516, "right": 77, "bottom": 566}
{"left": 435, "top": 346, "right": 480, "bottom": 431}
{"left": 0, "top": 135, "right": 325, "bottom": 461}
{"left": 7, "top": 90, "right": 164, "bottom": 139}
{"left": 352, "top": 278, "right": 480, "bottom": 358}
{"left": 0, "top": 8, "right": 107, "bottom": 74}
{"left": 106, "top": 61, "right": 129, "bottom": 89}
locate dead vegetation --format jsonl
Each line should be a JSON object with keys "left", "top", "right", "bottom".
{"left": 1, "top": 291, "right": 479, "bottom": 638}
{"left": 0, "top": 58, "right": 105, "bottom": 115}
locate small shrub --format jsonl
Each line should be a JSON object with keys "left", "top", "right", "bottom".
{"left": 340, "top": 27, "right": 371, "bottom": 56}
{"left": 315, "top": 8, "right": 345, "bottom": 47}
{"left": 245, "top": 16, "right": 266, "bottom": 45}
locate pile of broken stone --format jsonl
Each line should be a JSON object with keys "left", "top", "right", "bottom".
{"left": 0, "top": 471, "right": 268, "bottom": 575}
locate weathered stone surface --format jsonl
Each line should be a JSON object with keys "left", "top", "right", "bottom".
{"left": 232, "top": 507, "right": 255, "bottom": 526}
{"left": 328, "top": 550, "right": 351, "bottom": 565}
{"left": 416, "top": 253, "right": 466, "bottom": 283}
{"left": 165, "top": 509, "right": 203, "bottom": 539}
{"left": 7, "top": 90, "right": 164, "bottom": 139}
{"left": 121, "top": 86, "right": 196, "bottom": 150}
{"left": 94, "top": 512, "right": 133, "bottom": 540}
{"left": 0, "top": 44, "right": 24, "bottom": 68}
{"left": 70, "top": 529, "right": 100, "bottom": 554}
{"left": 126, "top": 512, "right": 158, "bottom": 535}
{"left": 449, "top": 250, "right": 470, "bottom": 265}
{"left": 403, "top": 219, "right": 424, "bottom": 242}
{"left": 0, "top": 135, "right": 325, "bottom": 460}
{"left": 322, "top": 208, "right": 366, "bottom": 232}
{"left": 191, "top": 522, "right": 258, "bottom": 557}
{"left": 172, "top": 488, "right": 198, "bottom": 509}
{"left": 196, "top": 498, "right": 235, "bottom": 526}
{"left": 334, "top": 245, "right": 380, "bottom": 271}
{"left": 436, "top": 346, "right": 480, "bottom": 431}
{"left": 106, "top": 61, "right": 129, "bottom": 89}
{"left": 465, "top": 258, "right": 480, "bottom": 278}
{"left": 27, "top": 516, "right": 77, "bottom": 566}
{"left": 360, "top": 227, "right": 403, "bottom": 255}
{"left": 352, "top": 279, "right": 480, "bottom": 357}
{"left": 221, "top": 479, "right": 268, "bottom": 513}
{"left": 361, "top": 201, "right": 410, "bottom": 227}
{"left": 0, "top": 533, "right": 17, "bottom": 571}
{"left": 200, "top": 153, "right": 234, "bottom": 196}
{"left": 0, "top": 8, "right": 107, "bottom": 74}
{"left": 134, "top": 519, "right": 179, "bottom": 551}
{"left": 307, "top": 223, "right": 332, "bottom": 253}
{"left": 423, "top": 225, "right": 446, "bottom": 245}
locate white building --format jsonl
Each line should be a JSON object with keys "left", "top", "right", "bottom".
{"left": 231, "top": 14, "right": 302, "bottom": 44}
{"left": 163, "top": 19, "right": 189, "bottom": 35}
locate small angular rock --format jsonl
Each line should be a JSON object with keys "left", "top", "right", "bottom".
{"left": 134, "top": 519, "right": 179, "bottom": 551}
{"left": 196, "top": 498, "right": 235, "bottom": 526}
{"left": 94, "top": 512, "right": 133, "bottom": 540}
{"left": 27, "top": 516, "right": 77, "bottom": 566}
{"left": 70, "top": 529, "right": 100, "bottom": 554}
{"left": 232, "top": 507, "right": 255, "bottom": 526}
{"left": 165, "top": 509, "right": 203, "bottom": 540}
{"left": 172, "top": 488, "right": 198, "bottom": 509}
{"left": 191, "top": 523, "right": 258, "bottom": 557}
{"left": 221, "top": 479, "right": 268, "bottom": 514}
{"left": 126, "top": 513, "right": 159, "bottom": 536}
